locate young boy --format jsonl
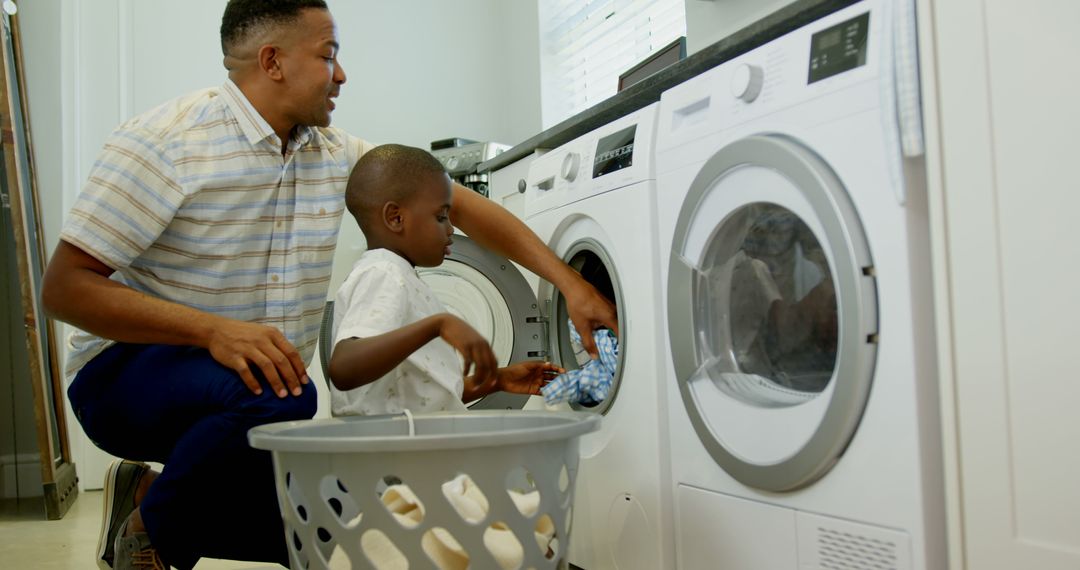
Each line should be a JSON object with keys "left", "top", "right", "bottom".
{"left": 327, "top": 144, "right": 562, "bottom": 415}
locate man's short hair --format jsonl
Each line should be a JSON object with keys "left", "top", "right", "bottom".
{"left": 220, "top": 0, "right": 329, "bottom": 57}
{"left": 346, "top": 144, "right": 448, "bottom": 234}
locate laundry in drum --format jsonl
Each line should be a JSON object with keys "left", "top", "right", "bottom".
{"left": 541, "top": 318, "right": 618, "bottom": 406}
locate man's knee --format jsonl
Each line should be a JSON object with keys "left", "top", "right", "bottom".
{"left": 253, "top": 382, "right": 318, "bottom": 423}
{"left": 283, "top": 382, "right": 318, "bottom": 420}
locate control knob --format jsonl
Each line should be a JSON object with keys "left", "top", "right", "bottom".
{"left": 561, "top": 152, "right": 581, "bottom": 182}
{"left": 731, "top": 63, "right": 764, "bottom": 102}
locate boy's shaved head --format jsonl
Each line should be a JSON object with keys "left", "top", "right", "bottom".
{"left": 346, "top": 144, "right": 449, "bottom": 235}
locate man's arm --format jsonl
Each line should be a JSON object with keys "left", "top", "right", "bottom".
{"left": 449, "top": 184, "right": 619, "bottom": 356}
{"left": 41, "top": 240, "right": 307, "bottom": 397}
{"left": 328, "top": 313, "right": 496, "bottom": 391}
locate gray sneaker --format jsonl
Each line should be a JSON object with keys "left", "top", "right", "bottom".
{"left": 113, "top": 515, "right": 166, "bottom": 570}
{"left": 97, "top": 460, "right": 149, "bottom": 569}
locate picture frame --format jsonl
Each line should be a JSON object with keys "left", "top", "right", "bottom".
{"left": 618, "top": 36, "right": 687, "bottom": 92}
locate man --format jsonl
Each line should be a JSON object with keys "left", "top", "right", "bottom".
{"left": 41, "top": 1, "right": 616, "bottom": 569}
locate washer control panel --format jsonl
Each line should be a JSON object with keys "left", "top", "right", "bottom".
{"left": 524, "top": 103, "right": 659, "bottom": 219}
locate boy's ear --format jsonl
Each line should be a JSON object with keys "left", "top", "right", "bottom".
{"left": 382, "top": 202, "right": 405, "bottom": 233}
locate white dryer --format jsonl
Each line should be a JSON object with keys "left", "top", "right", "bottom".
{"left": 655, "top": 1, "right": 945, "bottom": 568}
{"left": 521, "top": 103, "right": 673, "bottom": 570}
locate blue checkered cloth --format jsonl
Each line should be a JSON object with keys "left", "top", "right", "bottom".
{"left": 541, "top": 319, "right": 619, "bottom": 406}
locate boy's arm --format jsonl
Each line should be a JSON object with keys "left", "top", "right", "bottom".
{"left": 461, "top": 361, "right": 563, "bottom": 401}
{"left": 461, "top": 370, "right": 496, "bottom": 402}
{"left": 328, "top": 313, "right": 497, "bottom": 391}
{"left": 328, "top": 315, "right": 444, "bottom": 391}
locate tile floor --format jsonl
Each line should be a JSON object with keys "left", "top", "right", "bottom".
{"left": 0, "top": 491, "right": 279, "bottom": 569}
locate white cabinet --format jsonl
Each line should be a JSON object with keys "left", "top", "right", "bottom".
{"left": 921, "top": 1, "right": 1080, "bottom": 568}
{"left": 488, "top": 150, "right": 547, "bottom": 222}
{"left": 487, "top": 151, "right": 549, "bottom": 293}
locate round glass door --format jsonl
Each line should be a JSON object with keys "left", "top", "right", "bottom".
{"left": 668, "top": 135, "right": 878, "bottom": 491}
{"left": 418, "top": 234, "right": 542, "bottom": 410}
{"left": 698, "top": 203, "right": 838, "bottom": 406}
{"left": 548, "top": 239, "right": 626, "bottom": 416}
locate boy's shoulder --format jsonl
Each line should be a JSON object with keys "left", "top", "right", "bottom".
{"left": 339, "top": 249, "right": 418, "bottom": 294}
{"left": 352, "top": 248, "right": 413, "bottom": 275}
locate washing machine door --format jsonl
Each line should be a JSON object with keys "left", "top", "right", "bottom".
{"left": 668, "top": 134, "right": 878, "bottom": 491}
{"left": 417, "top": 234, "right": 543, "bottom": 410}
{"left": 543, "top": 236, "right": 627, "bottom": 416}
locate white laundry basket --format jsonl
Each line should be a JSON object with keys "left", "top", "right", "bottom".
{"left": 249, "top": 411, "right": 600, "bottom": 570}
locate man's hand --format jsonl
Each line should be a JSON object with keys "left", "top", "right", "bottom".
{"left": 206, "top": 320, "right": 308, "bottom": 398}
{"left": 563, "top": 280, "right": 619, "bottom": 359}
{"left": 494, "top": 361, "right": 565, "bottom": 395}
{"left": 438, "top": 314, "right": 497, "bottom": 387}
{"left": 42, "top": 241, "right": 311, "bottom": 398}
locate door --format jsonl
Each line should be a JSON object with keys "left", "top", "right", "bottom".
{"left": 929, "top": 0, "right": 1080, "bottom": 567}
{"left": 667, "top": 134, "right": 877, "bottom": 491}
{"left": 417, "top": 234, "right": 543, "bottom": 410}
{"left": 542, "top": 237, "right": 627, "bottom": 416}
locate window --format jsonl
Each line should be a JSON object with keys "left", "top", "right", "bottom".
{"left": 538, "top": 0, "right": 686, "bottom": 128}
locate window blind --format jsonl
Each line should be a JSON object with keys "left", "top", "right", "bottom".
{"left": 538, "top": 0, "right": 686, "bottom": 128}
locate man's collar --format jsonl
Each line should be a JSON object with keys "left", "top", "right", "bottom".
{"left": 220, "top": 79, "right": 314, "bottom": 148}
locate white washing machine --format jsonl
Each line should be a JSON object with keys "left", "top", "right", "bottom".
{"left": 521, "top": 103, "right": 673, "bottom": 570}
{"left": 655, "top": 1, "right": 946, "bottom": 568}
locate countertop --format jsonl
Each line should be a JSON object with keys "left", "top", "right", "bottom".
{"left": 478, "top": 0, "right": 860, "bottom": 174}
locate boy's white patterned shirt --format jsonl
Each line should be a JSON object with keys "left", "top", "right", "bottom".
{"left": 331, "top": 248, "right": 466, "bottom": 416}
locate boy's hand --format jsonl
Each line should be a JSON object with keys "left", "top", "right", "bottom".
{"left": 494, "top": 361, "right": 565, "bottom": 395}
{"left": 438, "top": 314, "right": 497, "bottom": 386}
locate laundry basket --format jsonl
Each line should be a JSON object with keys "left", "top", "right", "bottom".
{"left": 248, "top": 411, "right": 600, "bottom": 570}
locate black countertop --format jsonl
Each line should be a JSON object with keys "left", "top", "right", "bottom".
{"left": 478, "top": 0, "right": 860, "bottom": 174}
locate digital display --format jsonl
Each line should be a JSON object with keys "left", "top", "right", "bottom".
{"left": 808, "top": 12, "right": 870, "bottom": 84}
{"left": 593, "top": 125, "right": 636, "bottom": 178}
{"left": 817, "top": 30, "right": 842, "bottom": 50}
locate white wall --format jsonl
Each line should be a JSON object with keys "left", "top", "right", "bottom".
{"left": 19, "top": 0, "right": 63, "bottom": 255}
{"left": 684, "top": 0, "right": 798, "bottom": 54}
{"left": 22, "top": 0, "right": 540, "bottom": 254}
{"left": 18, "top": 0, "right": 541, "bottom": 490}
{"left": 124, "top": 0, "right": 541, "bottom": 150}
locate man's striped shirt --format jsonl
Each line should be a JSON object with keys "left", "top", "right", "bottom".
{"left": 60, "top": 80, "right": 373, "bottom": 379}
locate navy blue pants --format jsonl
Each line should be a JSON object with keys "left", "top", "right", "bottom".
{"left": 68, "top": 343, "right": 317, "bottom": 569}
